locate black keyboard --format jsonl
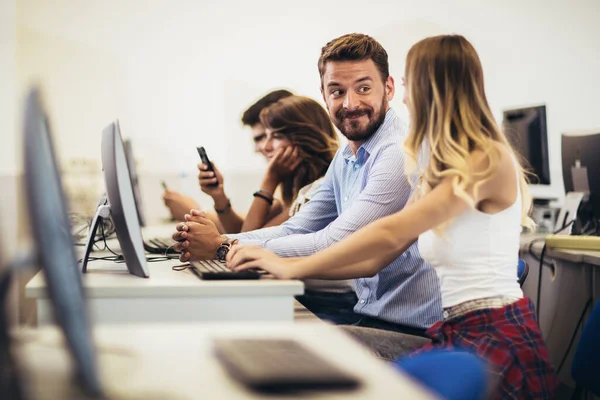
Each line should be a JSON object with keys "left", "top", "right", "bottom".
{"left": 213, "top": 338, "right": 361, "bottom": 392}
{"left": 191, "top": 260, "right": 261, "bottom": 280}
{"left": 144, "top": 236, "right": 178, "bottom": 254}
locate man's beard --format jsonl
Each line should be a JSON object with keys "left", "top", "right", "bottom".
{"left": 333, "top": 98, "right": 388, "bottom": 142}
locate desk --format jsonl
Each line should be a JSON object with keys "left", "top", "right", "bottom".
{"left": 26, "top": 256, "right": 304, "bottom": 325}
{"left": 519, "top": 234, "right": 600, "bottom": 388}
{"left": 14, "top": 322, "right": 436, "bottom": 399}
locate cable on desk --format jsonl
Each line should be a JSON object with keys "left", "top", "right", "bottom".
{"left": 78, "top": 219, "right": 179, "bottom": 265}
{"left": 528, "top": 220, "right": 575, "bottom": 264}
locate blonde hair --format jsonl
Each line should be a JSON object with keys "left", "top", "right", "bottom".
{"left": 403, "top": 35, "right": 534, "bottom": 230}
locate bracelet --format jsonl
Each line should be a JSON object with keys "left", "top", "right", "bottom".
{"left": 214, "top": 199, "right": 231, "bottom": 214}
{"left": 253, "top": 191, "right": 274, "bottom": 205}
{"left": 257, "top": 188, "right": 274, "bottom": 197}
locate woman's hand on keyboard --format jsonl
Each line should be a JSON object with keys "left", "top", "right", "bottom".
{"left": 227, "top": 245, "right": 297, "bottom": 279}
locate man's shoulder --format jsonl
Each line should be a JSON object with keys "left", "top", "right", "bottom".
{"left": 369, "top": 113, "right": 408, "bottom": 152}
{"left": 368, "top": 133, "right": 406, "bottom": 162}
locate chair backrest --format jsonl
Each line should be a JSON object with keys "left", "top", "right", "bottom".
{"left": 572, "top": 299, "right": 600, "bottom": 396}
{"left": 394, "top": 349, "right": 488, "bottom": 400}
{"left": 517, "top": 259, "right": 529, "bottom": 288}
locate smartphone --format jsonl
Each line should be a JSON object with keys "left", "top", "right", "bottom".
{"left": 197, "top": 146, "right": 218, "bottom": 187}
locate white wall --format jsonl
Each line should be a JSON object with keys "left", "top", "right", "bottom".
{"left": 1, "top": 0, "right": 17, "bottom": 176}
{"left": 15, "top": 0, "right": 600, "bottom": 211}
{"left": 0, "top": 0, "right": 19, "bottom": 323}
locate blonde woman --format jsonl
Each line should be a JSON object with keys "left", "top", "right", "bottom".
{"left": 227, "top": 35, "right": 558, "bottom": 398}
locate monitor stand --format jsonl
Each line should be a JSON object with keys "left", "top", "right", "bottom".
{"left": 80, "top": 195, "right": 112, "bottom": 274}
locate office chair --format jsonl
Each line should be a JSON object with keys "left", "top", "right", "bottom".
{"left": 517, "top": 258, "right": 529, "bottom": 288}
{"left": 394, "top": 349, "right": 488, "bottom": 400}
{"left": 571, "top": 299, "right": 600, "bottom": 398}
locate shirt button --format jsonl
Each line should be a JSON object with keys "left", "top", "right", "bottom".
{"left": 360, "top": 299, "right": 365, "bottom": 304}
{"left": 344, "top": 197, "right": 348, "bottom": 202}
{"left": 353, "top": 163, "right": 359, "bottom": 169}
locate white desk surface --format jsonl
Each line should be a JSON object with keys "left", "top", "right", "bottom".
{"left": 26, "top": 222, "right": 303, "bottom": 298}
{"left": 26, "top": 221, "right": 303, "bottom": 298}
{"left": 25, "top": 257, "right": 304, "bottom": 299}
{"left": 14, "top": 321, "right": 436, "bottom": 400}
{"left": 25, "top": 223, "right": 304, "bottom": 324}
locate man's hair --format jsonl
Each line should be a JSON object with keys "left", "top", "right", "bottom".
{"left": 318, "top": 33, "right": 389, "bottom": 86}
{"left": 241, "top": 89, "right": 294, "bottom": 126}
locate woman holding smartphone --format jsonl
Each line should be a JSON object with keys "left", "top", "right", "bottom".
{"left": 226, "top": 35, "right": 558, "bottom": 398}
{"left": 198, "top": 95, "right": 339, "bottom": 233}
{"left": 164, "top": 95, "right": 339, "bottom": 233}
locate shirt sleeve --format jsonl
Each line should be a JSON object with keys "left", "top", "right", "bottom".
{"left": 227, "top": 158, "right": 340, "bottom": 244}
{"left": 255, "top": 141, "right": 412, "bottom": 257}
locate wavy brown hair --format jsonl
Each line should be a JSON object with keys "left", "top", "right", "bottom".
{"left": 259, "top": 96, "right": 339, "bottom": 205}
{"left": 403, "top": 35, "right": 534, "bottom": 230}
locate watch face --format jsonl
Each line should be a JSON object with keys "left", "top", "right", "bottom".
{"left": 216, "top": 245, "right": 229, "bottom": 261}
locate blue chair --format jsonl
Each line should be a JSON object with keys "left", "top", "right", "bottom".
{"left": 517, "top": 258, "right": 529, "bottom": 287}
{"left": 394, "top": 349, "right": 488, "bottom": 400}
{"left": 571, "top": 299, "right": 600, "bottom": 398}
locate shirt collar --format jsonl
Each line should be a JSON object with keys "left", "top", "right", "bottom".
{"left": 342, "top": 108, "right": 400, "bottom": 161}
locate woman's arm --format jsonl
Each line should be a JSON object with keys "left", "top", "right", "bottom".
{"left": 240, "top": 175, "right": 282, "bottom": 232}
{"left": 197, "top": 162, "right": 246, "bottom": 233}
{"left": 229, "top": 148, "right": 509, "bottom": 279}
{"left": 162, "top": 190, "right": 200, "bottom": 222}
{"left": 228, "top": 178, "right": 467, "bottom": 278}
{"left": 241, "top": 146, "right": 300, "bottom": 231}
{"left": 212, "top": 200, "right": 245, "bottom": 234}
{"left": 262, "top": 204, "right": 291, "bottom": 228}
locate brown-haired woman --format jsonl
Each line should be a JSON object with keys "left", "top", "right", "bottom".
{"left": 196, "top": 95, "right": 339, "bottom": 233}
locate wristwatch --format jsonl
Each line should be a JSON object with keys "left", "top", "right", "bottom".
{"left": 216, "top": 237, "right": 238, "bottom": 262}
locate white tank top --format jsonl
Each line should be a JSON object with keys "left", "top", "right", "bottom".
{"left": 418, "top": 160, "right": 524, "bottom": 308}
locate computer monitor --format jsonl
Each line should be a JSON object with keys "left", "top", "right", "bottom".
{"left": 562, "top": 130, "right": 600, "bottom": 234}
{"left": 22, "top": 88, "right": 103, "bottom": 397}
{"left": 503, "top": 105, "right": 551, "bottom": 186}
{"left": 81, "top": 121, "right": 149, "bottom": 278}
{"left": 123, "top": 137, "right": 146, "bottom": 227}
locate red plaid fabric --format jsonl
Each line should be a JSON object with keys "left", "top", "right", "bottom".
{"left": 412, "top": 297, "right": 558, "bottom": 399}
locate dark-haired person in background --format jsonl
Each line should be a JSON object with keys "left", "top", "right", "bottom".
{"left": 199, "top": 95, "right": 340, "bottom": 233}
{"left": 243, "top": 89, "right": 295, "bottom": 157}
{"left": 163, "top": 89, "right": 294, "bottom": 228}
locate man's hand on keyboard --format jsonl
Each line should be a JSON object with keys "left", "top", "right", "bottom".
{"left": 172, "top": 210, "right": 226, "bottom": 262}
